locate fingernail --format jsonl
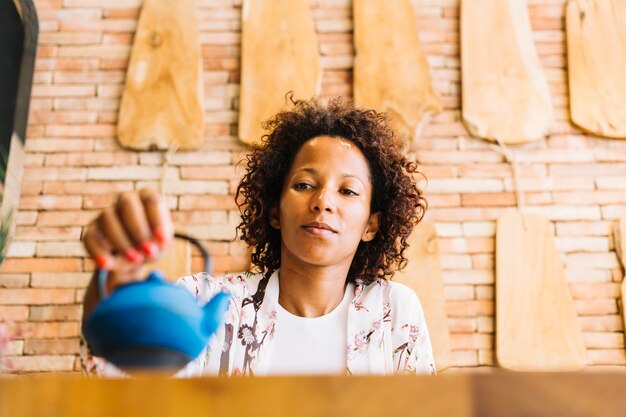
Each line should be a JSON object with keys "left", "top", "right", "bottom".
{"left": 140, "top": 241, "right": 159, "bottom": 259}
{"left": 124, "top": 247, "right": 144, "bottom": 264}
{"left": 154, "top": 226, "right": 171, "bottom": 246}
{"left": 95, "top": 255, "right": 112, "bottom": 270}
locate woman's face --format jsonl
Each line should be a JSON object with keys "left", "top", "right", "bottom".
{"left": 270, "top": 135, "right": 380, "bottom": 270}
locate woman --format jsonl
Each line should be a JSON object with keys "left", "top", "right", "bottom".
{"left": 82, "top": 96, "right": 435, "bottom": 376}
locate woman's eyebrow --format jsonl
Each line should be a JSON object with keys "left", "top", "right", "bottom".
{"left": 292, "top": 167, "right": 318, "bottom": 175}
{"left": 291, "top": 167, "right": 370, "bottom": 184}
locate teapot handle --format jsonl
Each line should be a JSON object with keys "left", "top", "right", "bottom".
{"left": 96, "top": 232, "right": 212, "bottom": 301}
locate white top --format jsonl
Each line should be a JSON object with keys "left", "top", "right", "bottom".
{"left": 267, "top": 283, "right": 354, "bottom": 375}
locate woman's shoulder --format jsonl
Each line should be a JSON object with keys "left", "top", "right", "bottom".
{"left": 360, "top": 278, "right": 419, "bottom": 300}
{"left": 177, "top": 270, "right": 266, "bottom": 303}
{"left": 358, "top": 279, "right": 424, "bottom": 314}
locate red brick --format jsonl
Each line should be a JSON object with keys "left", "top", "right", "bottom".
{"left": 43, "top": 181, "right": 133, "bottom": 195}
{"left": 20, "top": 182, "right": 42, "bottom": 196}
{"left": 0, "top": 258, "right": 83, "bottom": 274}
{"left": 31, "top": 85, "right": 95, "bottom": 98}
{"left": 0, "top": 274, "right": 29, "bottom": 288}
{"left": 103, "top": 8, "right": 141, "bottom": 19}
{"left": 449, "top": 333, "right": 493, "bottom": 350}
{"left": 100, "top": 58, "right": 129, "bottom": 70}
{"left": 39, "top": 32, "right": 102, "bottom": 45}
{"left": 1, "top": 355, "right": 75, "bottom": 373}
{"left": 102, "top": 33, "right": 133, "bottom": 44}
{"left": 574, "top": 300, "right": 618, "bottom": 316}
{"left": 25, "top": 167, "right": 87, "bottom": 181}
{"left": 37, "top": 210, "right": 98, "bottom": 226}
{"left": 30, "top": 110, "right": 98, "bottom": 124}
{"left": 423, "top": 194, "right": 460, "bottom": 207}
{"left": 30, "top": 305, "right": 83, "bottom": 322}
{"left": 180, "top": 165, "right": 240, "bottom": 180}
{"left": 0, "top": 289, "right": 75, "bottom": 305}
{"left": 23, "top": 339, "right": 80, "bottom": 355}
{"left": 579, "top": 316, "right": 622, "bottom": 332}
{"left": 44, "top": 124, "right": 115, "bottom": 138}
{"left": 179, "top": 195, "right": 237, "bottom": 210}
{"left": 13, "top": 322, "right": 79, "bottom": 339}
{"left": 586, "top": 349, "right": 626, "bottom": 366}
{"left": 446, "top": 301, "right": 494, "bottom": 317}
{"left": 448, "top": 318, "right": 477, "bottom": 332}
{"left": 83, "top": 194, "right": 117, "bottom": 209}
{"left": 19, "top": 196, "right": 83, "bottom": 210}
{"left": 45, "top": 152, "right": 137, "bottom": 166}
{"left": 0, "top": 306, "right": 29, "bottom": 321}
{"left": 583, "top": 333, "right": 624, "bottom": 349}
{"left": 15, "top": 226, "right": 82, "bottom": 241}
{"left": 172, "top": 211, "right": 228, "bottom": 225}
{"left": 25, "top": 138, "right": 94, "bottom": 152}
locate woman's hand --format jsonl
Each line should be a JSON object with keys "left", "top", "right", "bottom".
{"left": 82, "top": 188, "right": 174, "bottom": 294}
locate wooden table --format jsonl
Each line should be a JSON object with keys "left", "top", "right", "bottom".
{"left": 1, "top": 371, "right": 624, "bottom": 417}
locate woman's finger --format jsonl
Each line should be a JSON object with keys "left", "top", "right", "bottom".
{"left": 115, "top": 191, "right": 158, "bottom": 260}
{"left": 139, "top": 188, "right": 174, "bottom": 250}
{"left": 98, "top": 205, "right": 144, "bottom": 265}
{"left": 83, "top": 224, "right": 114, "bottom": 270}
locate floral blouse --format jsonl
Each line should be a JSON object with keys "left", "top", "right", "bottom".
{"left": 82, "top": 269, "right": 436, "bottom": 377}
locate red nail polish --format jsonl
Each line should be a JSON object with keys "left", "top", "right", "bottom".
{"left": 140, "top": 241, "right": 159, "bottom": 259}
{"left": 95, "top": 255, "right": 112, "bottom": 270}
{"left": 154, "top": 226, "right": 171, "bottom": 246}
{"left": 124, "top": 247, "right": 144, "bottom": 264}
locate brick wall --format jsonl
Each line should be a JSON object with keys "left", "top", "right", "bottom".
{"left": 0, "top": 0, "right": 624, "bottom": 374}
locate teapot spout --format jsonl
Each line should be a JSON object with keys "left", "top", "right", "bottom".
{"left": 202, "top": 292, "right": 231, "bottom": 336}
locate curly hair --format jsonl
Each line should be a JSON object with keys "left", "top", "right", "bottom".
{"left": 236, "top": 96, "right": 427, "bottom": 285}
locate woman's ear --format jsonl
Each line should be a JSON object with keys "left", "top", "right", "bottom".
{"left": 269, "top": 205, "right": 280, "bottom": 229}
{"left": 361, "top": 212, "right": 381, "bottom": 242}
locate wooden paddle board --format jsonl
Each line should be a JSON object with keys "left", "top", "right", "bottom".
{"left": 117, "top": 0, "right": 204, "bottom": 151}
{"left": 496, "top": 212, "right": 586, "bottom": 371}
{"left": 613, "top": 217, "right": 626, "bottom": 346}
{"left": 393, "top": 221, "right": 451, "bottom": 371}
{"left": 566, "top": 0, "right": 626, "bottom": 139}
{"left": 239, "top": 0, "right": 321, "bottom": 147}
{"left": 461, "top": 0, "right": 554, "bottom": 144}
{"left": 353, "top": 0, "right": 442, "bottom": 150}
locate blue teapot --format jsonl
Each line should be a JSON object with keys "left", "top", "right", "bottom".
{"left": 83, "top": 234, "right": 230, "bottom": 373}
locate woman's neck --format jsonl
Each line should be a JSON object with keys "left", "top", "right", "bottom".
{"left": 277, "top": 263, "right": 350, "bottom": 318}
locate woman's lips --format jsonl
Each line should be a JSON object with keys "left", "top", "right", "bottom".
{"left": 302, "top": 222, "right": 337, "bottom": 235}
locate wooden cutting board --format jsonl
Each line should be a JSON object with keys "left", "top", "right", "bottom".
{"left": 613, "top": 217, "right": 626, "bottom": 345}
{"left": 238, "top": 0, "right": 321, "bottom": 147}
{"left": 353, "top": 0, "right": 442, "bottom": 150}
{"left": 566, "top": 0, "right": 626, "bottom": 139}
{"left": 393, "top": 221, "right": 451, "bottom": 371}
{"left": 461, "top": 0, "right": 554, "bottom": 144}
{"left": 117, "top": 0, "right": 204, "bottom": 151}
{"left": 496, "top": 212, "right": 586, "bottom": 371}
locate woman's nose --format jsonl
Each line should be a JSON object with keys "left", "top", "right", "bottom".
{"left": 310, "top": 188, "right": 335, "bottom": 212}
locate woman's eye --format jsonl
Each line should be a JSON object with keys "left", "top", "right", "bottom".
{"left": 293, "top": 183, "right": 312, "bottom": 190}
{"left": 341, "top": 188, "right": 358, "bottom": 196}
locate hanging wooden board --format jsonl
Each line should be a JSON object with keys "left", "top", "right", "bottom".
{"left": 117, "top": 0, "right": 204, "bottom": 151}
{"left": 496, "top": 213, "right": 586, "bottom": 371}
{"left": 613, "top": 217, "right": 626, "bottom": 346}
{"left": 353, "top": 0, "right": 442, "bottom": 150}
{"left": 461, "top": 0, "right": 554, "bottom": 144}
{"left": 239, "top": 0, "right": 321, "bottom": 147}
{"left": 566, "top": 0, "right": 626, "bottom": 139}
{"left": 393, "top": 221, "right": 451, "bottom": 371}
